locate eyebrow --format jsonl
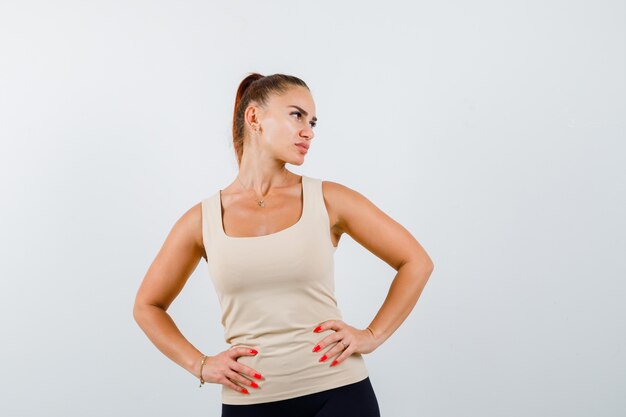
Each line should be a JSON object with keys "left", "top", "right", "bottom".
{"left": 288, "top": 105, "right": 317, "bottom": 122}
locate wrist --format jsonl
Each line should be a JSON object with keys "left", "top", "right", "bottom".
{"left": 366, "top": 326, "right": 381, "bottom": 344}
{"left": 189, "top": 353, "right": 206, "bottom": 378}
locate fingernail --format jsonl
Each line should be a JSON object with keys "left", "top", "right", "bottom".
{"left": 319, "top": 354, "right": 327, "bottom": 362}
{"left": 250, "top": 349, "right": 258, "bottom": 355}
{"left": 242, "top": 388, "right": 249, "bottom": 394}
{"left": 313, "top": 326, "right": 322, "bottom": 333}
{"left": 251, "top": 382, "right": 259, "bottom": 388}
{"left": 254, "top": 373, "right": 262, "bottom": 379}
{"left": 312, "top": 345, "right": 321, "bottom": 352}
{"left": 331, "top": 360, "right": 338, "bottom": 366}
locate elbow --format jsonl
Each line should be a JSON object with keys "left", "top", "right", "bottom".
{"left": 133, "top": 301, "right": 166, "bottom": 322}
{"left": 404, "top": 256, "right": 434, "bottom": 273}
{"left": 132, "top": 303, "right": 143, "bottom": 324}
{"left": 133, "top": 302, "right": 151, "bottom": 324}
{"left": 415, "top": 258, "right": 435, "bottom": 280}
{"left": 418, "top": 261, "right": 434, "bottom": 281}
{"left": 422, "top": 252, "right": 435, "bottom": 274}
{"left": 424, "top": 259, "right": 434, "bottom": 278}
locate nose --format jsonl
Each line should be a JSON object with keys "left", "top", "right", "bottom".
{"left": 300, "top": 125, "right": 314, "bottom": 140}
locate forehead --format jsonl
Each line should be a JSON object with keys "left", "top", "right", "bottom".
{"left": 271, "top": 86, "right": 316, "bottom": 114}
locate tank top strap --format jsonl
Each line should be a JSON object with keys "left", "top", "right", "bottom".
{"left": 300, "top": 174, "right": 313, "bottom": 218}
{"left": 301, "top": 175, "right": 337, "bottom": 251}
{"left": 301, "top": 174, "right": 325, "bottom": 221}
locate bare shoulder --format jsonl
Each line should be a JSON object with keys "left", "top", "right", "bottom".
{"left": 321, "top": 180, "right": 351, "bottom": 223}
{"left": 186, "top": 201, "right": 207, "bottom": 261}
{"left": 321, "top": 179, "right": 434, "bottom": 271}
{"left": 321, "top": 179, "right": 377, "bottom": 248}
{"left": 153, "top": 200, "right": 206, "bottom": 265}
{"left": 321, "top": 180, "right": 376, "bottom": 234}
{"left": 159, "top": 201, "right": 205, "bottom": 252}
{"left": 133, "top": 200, "right": 207, "bottom": 312}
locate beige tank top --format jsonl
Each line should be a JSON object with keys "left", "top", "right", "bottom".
{"left": 201, "top": 174, "right": 369, "bottom": 405}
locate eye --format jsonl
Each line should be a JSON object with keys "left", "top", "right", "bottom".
{"left": 291, "top": 111, "right": 316, "bottom": 129}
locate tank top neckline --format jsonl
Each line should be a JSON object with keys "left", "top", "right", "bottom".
{"left": 216, "top": 174, "right": 308, "bottom": 241}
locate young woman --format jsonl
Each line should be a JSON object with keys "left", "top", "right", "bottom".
{"left": 133, "top": 73, "right": 434, "bottom": 417}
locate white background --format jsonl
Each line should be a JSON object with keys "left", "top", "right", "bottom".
{"left": 1, "top": 1, "right": 624, "bottom": 416}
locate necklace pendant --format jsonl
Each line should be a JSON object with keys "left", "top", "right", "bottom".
{"left": 258, "top": 200, "right": 265, "bottom": 208}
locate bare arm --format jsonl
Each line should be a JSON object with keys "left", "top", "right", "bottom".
{"left": 323, "top": 181, "right": 435, "bottom": 347}
{"left": 133, "top": 202, "right": 207, "bottom": 379}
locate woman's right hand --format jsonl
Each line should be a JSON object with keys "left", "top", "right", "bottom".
{"left": 200, "top": 348, "right": 263, "bottom": 394}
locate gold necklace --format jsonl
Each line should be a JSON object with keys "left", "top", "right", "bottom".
{"left": 235, "top": 174, "right": 289, "bottom": 208}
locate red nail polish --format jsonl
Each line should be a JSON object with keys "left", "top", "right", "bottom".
{"left": 313, "top": 345, "right": 321, "bottom": 352}
{"left": 254, "top": 373, "right": 262, "bottom": 379}
{"left": 251, "top": 382, "right": 259, "bottom": 388}
{"left": 319, "top": 354, "right": 327, "bottom": 362}
{"left": 331, "top": 360, "right": 338, "bottom": 366}
{"left": 242, "top": 388, "right": 249, "bottom": 394}
{"left": 314, "top": 326, "right": 322, "bottom": 333}
{"left": 250, "top": 349, "right": 258, "bottom": 354}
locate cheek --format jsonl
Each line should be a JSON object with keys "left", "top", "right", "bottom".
{"left": 272, "top": 123, "right": 298, "bottom": 142}
{"left": 262, "top": 120, "right": 298, "bottom": 147}
{"left": 264, "top": 119, "right": 293, "bottom": 137}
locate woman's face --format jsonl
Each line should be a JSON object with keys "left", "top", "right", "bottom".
{"left": 247, "top": 86, "right": 317, "bottom": 165}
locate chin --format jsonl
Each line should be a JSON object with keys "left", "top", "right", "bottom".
{"left": 287, "top": 158, "right": 305, "bottom": 166}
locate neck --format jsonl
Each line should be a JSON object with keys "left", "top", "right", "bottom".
{"left": 236, "top": 162, "right": 294, "bottom": 198}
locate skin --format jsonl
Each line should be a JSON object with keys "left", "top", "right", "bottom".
{"left": 133, "top": 85, "right": 435, "bottom": 395}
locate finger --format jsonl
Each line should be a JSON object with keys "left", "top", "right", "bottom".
{"left": 318, "top": 340, "right": 344, "bottom": 363}
{"left": 222, "top": 372, "right": 250, "bottom": 394}
{"left": 312, "top": 332, "right": 341, "bottom": 353}
{"left": 314, "top": 319, "right": 341, "bottom": 333}
{"left": 227, "top": 368, "right": 260, "bottom": 390}
{"left": 230, "top": 346, "right": 259, "bottom": 358}
{"left": 232, "top": 362, "right": 264, "bottom": 381}
{"left": 329, "top": 344, "right": 353, "bottom": 367}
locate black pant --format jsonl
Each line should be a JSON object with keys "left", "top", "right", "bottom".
{"left": 221, "top": 376, "right": 381, "bottom": 417}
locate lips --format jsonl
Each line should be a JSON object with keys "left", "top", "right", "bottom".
{"left": 295, "top": 142, "right": 309, "bottom": 150}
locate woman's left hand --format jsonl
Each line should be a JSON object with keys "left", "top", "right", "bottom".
{"left": 312, "top": 319, "right": 380, "bottom": 367}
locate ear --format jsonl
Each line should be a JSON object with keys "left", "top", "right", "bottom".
{"left": 244, "top": 102, "right": 263, "bottom": 131}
